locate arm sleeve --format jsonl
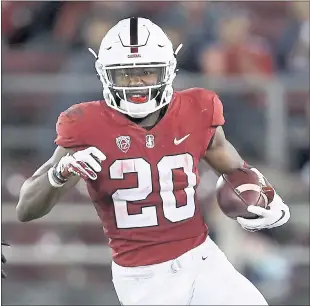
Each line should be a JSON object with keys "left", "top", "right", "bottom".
{"left": 54, "top": 105, "right": 86, "bottom": 148}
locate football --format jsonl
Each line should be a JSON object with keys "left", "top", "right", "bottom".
{"left": 215, "top": 168, "right": 268, "bottom": 219}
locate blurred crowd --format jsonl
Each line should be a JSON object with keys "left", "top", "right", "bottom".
{"left": 2, "top": 2, "right": 309, "bottom": 305}
{"left": 2, "top": 1, "right": 309, "bottom": 74}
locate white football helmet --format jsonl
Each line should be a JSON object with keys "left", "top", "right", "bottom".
{"left": 89, "top": 17, "right": 182, "bottom": 118}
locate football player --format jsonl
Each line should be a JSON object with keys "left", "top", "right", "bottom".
{"left": 17, "top": 17, "right": 290, "bottom": 305}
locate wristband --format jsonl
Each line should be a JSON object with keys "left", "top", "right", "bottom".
{"left": 47, "top": 165, "right": 68, "bottom": 188}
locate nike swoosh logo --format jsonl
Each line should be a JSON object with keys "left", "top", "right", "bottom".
{"left": 202, "top": 256, "right": 208, "bottom": 260}
{"left": 269, "top": 210, "right": 286, "bottom": 226}
{"left": 174, "top": 134, "right": 190, "bottom": 145}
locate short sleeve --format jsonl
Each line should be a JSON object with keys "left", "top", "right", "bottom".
{"left": 211, "top": 94, "right": 225, "bottom": 127}
{"left": 196, "top": 88, "right": 225, "bottom": 154}
{"left": 54, "top": 105, "right": 86, "bottom": 148}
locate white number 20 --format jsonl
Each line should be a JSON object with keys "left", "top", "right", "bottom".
{"left": 109, "top": 154, "right": 197, "bottom": 229}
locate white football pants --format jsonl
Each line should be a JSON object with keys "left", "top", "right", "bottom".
{"left": 112, "top": 236, "right": 268, "bottom": 305}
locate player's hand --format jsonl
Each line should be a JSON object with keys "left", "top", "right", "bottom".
{"left": 236, "top": 168, "right": 290, "bottom": 231}
{"left": 237, "top": 193, "right": 290, "bottom": 231}
{"left": 48, "top": 147, "right": 106, "bottom": 187}
{"left": 2, "top": 241, "right": 10, "bottom": 279}
{"left": 58, "top": 147, "right": 106, "bottom": 180}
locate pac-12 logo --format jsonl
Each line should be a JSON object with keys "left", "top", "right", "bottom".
{"left": 145, "top": 135, "right": 155, "bottom": 148}
{"left": 116, "top": 136, "right": 131, "bottom": 153}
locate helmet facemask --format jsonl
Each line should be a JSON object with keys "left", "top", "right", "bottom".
{"left": 95, "top": 60, "right": 177, "bottom": 118}
{"left": 108, "top": 64, "right": 166, "bottom": 103}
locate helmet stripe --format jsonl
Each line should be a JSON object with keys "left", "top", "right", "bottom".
{"left": 130, "top": 17, "right": 138, "bottom": 53}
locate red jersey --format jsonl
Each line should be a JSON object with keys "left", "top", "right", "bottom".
{"left": 55, "top": 88, "right": 225, "bottom": 267}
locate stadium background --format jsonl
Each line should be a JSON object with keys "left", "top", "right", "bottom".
{"left": 1, "top": 1, "right": 309, "bottom": 305}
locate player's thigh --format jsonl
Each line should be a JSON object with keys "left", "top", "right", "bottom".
{"left": 190, "top": 242, "right": 268, "bottom": 305}
{"left": 113, "top": 272, "right": 195, "bottom": 305}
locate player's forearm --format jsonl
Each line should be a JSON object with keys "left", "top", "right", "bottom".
{"left": 204, "top": 139, "right": 244, "bottom": 174}
{"left": 16, "top": 171, "right": 76, "bottom": 222}
{"left": 203, "top": 126, "right": 246, "bottom": 174}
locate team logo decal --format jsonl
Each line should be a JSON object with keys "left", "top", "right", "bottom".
{"left": 145, "top": 135, "right": 155, "bottom": 148}
{"left": 127, "top": 53, "right": 141, "bottom": 58}
{"left": 116, "top": 136, "right": 131, "bottom": 153}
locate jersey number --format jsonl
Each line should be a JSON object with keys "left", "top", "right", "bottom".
{"left": 109, "top": 153, "right": 197, "bottom": 229}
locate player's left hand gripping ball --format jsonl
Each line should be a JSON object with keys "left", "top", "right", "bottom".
{"left": 236, "top": 168, "right": 290, "bottom": 231}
